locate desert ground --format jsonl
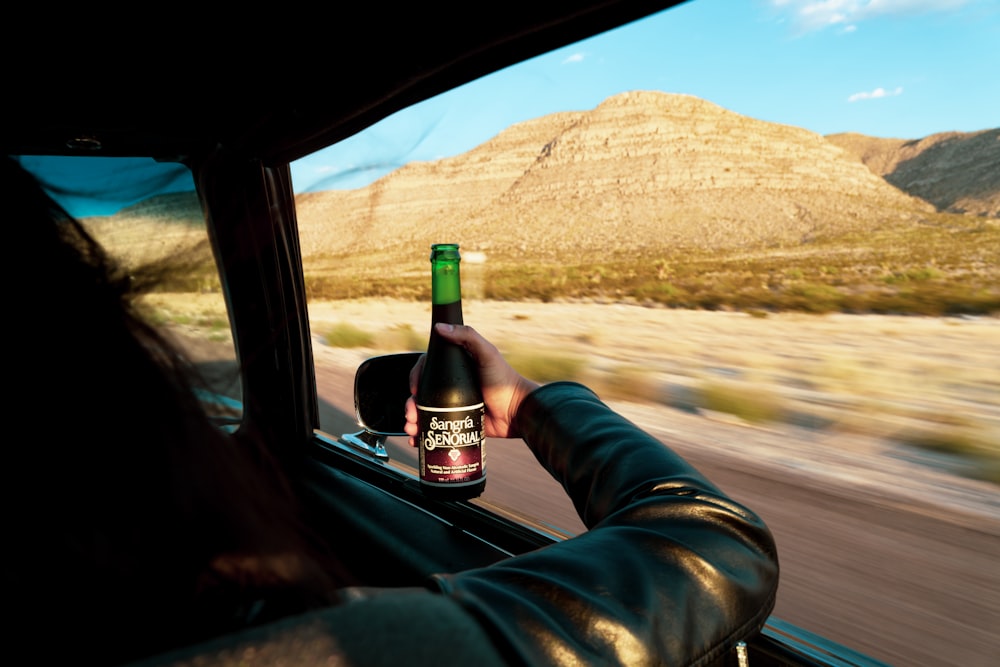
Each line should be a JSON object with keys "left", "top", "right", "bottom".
{"left": 308, "top": 298, "right": 1000, "bottom": 461}
{"left": 168, "top": 292, "right": 1000, "bottom": 520}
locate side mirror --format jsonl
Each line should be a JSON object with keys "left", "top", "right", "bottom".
{"left": 341, "top": 352, "right": 422, "bottom": 460}
{"left": 355, "top": 351, "right": 423, "bottom": 435}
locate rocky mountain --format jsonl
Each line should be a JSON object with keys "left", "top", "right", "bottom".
{"left": 294, "top": 91, "right": 997, "bottom": 261}
{"left": 97, "top": 91, "right": 997, "bottom": 265}
{"left": 827, "top": 129, "right": 1000, "bottom": 218}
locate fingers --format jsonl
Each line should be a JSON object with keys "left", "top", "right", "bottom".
{"left": 406, "top": 354, "right": 425, "bottom": 447}
{"left": 433, "top": 322, "right": 501, "bottom": 365}
{"left": 406, "top": 323, "right": 538, "bottom": 442}
{"left": 404, "top": 395, "right": 418, "bottom": 447}
{"left": 408, "top": 353, "right": 426, "bottom": 397}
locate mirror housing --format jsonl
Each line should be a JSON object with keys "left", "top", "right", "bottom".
{"left": 340, "top": 352, "right": 423, "bottom": 460}
{"left": 355, "top": 351, "right": 423, "bottom": 435}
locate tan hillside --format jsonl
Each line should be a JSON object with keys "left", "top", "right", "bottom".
{"left": 83, "top": 192, "right": 208, "bottom": 265}
{"left": 827, "top": 129, "right": 1000, "bottom": 218}
{"left": 295, "top": 91, "right": 937, "bottom": 260}
{"left": 90, "top": 91, "right": 998, "bottom": 270}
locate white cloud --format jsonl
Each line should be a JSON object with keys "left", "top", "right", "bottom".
{"left": 848, "top": 86, "right": 904, "bottom": 101}
{"left": 771, "top": 0, "right": 976, "bottom": 33}
{"left": 561, "top": 52, "right": 586, "bottom": 64}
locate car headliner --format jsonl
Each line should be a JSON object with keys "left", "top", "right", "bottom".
{"left": 4, "top": 2, "right": 685, "bottom": 165}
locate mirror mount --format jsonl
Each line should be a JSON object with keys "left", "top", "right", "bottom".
{"left": 340, "top": 429, "right": 391, "bottom": 460}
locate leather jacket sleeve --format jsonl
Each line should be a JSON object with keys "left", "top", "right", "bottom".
{"left": 430, "top": 382, "right": 779, "bottom": 667}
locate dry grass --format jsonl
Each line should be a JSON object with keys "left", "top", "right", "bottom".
{"left": 142, "top": 291, "right": 1000, "bottom": 484}
{"left": 306, "top": 298, "right": 1000, "bottom": 484}
{"left": 300, "top": 215, "right": 1000, "bottom": 316}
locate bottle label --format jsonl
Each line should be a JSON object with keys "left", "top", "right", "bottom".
{"left": 416, "top": 403, "right": 485, "bottom": 487}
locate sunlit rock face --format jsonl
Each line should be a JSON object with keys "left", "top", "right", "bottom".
{"left": 290, "top": 92, "right": 994, "bottom": 260}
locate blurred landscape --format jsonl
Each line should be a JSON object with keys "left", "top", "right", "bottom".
{"left": 89, "top": 90, "right": 999, "bottom": 479}
{"left": 91, "top": 91, "right": 1000, "bottom": 666}
{"left": 155, "top": 292, "right": 1000, "bottom": 489}
{"left": 91, "top": 91, "right": 999, "bottom": 315}
{"left": 154, "top": 293, "right": 1000, "bottom": 666}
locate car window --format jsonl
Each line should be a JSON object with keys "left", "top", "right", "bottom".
{"left": 20, "top": 155, "right": 242, "bottom": 424}
{"left": 292, "top": 4, "right": 998, "bottom": 667}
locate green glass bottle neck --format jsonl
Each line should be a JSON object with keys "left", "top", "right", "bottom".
{"left": 431, "top": 260, "right": 463, "bottom": 305}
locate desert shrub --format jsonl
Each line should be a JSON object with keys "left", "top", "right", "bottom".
{"left": 592, "top": 365, "right": 661, "bottom": 403}
{"left": 696, "top": 380, "right": 784, "bottom": 423}
{"left": 138, "top": 304, "right": 172, "bottom": 327}
{"left": 882, "top": 266, "right": 943, "bottom": 284}
{"left": 632, "top": 281, "right": 685, "bottom": 305}
{"left": 323, "top": 322, "right": 374, "bottom": 348}
{"left": 307, "top": 274, "right": 428, "bottom": 301}
{"left": 777, "top": 283, "right": 843, "bottom": 313}
{"left": 970, "top": 458, "right": 1000, "bottom": 486}
{"left": 895, "top": 424, "right": 1000, "bottom": 486}
{"left": 504, "top": 347, "right": 586, "bottom": 383}
{"left": 374, "top": 323, "right": 426, "bottom": 352}
{"left": 896, "top": 426, "right": 982, "bottom": 458}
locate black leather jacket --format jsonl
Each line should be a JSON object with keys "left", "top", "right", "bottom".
{"left": 131, "top": 382, "right": 777, "bottom": 667}
{"left": 432, "top": 382, "right": 779, "bottom": 666}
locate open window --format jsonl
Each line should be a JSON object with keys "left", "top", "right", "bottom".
{"left": 19, "top": 155, "right": 242, "bottom": 426}
{"left": 289, "top": 5, "right": 998, "bottom": 667}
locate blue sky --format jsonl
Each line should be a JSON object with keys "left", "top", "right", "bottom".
{"left": 291, "top": 0, "right": 999, "bottom": 193}
{"left": 25, "top": 0, "right": 998, "bottom": 217}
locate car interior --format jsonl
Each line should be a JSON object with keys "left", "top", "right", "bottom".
{"left": 4, "top": 2, "right": 900, "bottom": 665}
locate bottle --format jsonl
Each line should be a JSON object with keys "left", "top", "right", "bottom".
{"left": 415, "top": 243, "right": 486, "bottom": 500}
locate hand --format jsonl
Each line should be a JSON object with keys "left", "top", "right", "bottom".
{"left": 405, "top": 323, "right": 540, "bottom": 447}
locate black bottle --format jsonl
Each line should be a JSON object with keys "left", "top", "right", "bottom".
{"left": 415, "top": 243, "right": 486, "bottom": 500}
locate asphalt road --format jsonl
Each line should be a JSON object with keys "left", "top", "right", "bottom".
{"left": 316, "top": 360, "right": 1000, "bottom": 667}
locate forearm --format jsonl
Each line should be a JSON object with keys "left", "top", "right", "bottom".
{"left": 515, "top": 381, "right": 728, "bottom": 528}
{"left": 434, "top": 382, "right": 779, "bottom": 666}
